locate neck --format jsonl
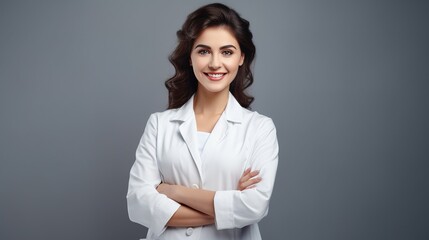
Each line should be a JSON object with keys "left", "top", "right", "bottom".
{"left": 193, "top": 88, "right": 229, "bottom": 115}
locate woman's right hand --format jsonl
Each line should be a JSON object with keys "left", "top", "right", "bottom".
{"left": 237, "top": 168, "right": 262, "bottom": 191}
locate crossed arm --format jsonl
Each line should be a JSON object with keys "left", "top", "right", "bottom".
{"left": 157, "top": 168, "right": 262, "bottom": 227}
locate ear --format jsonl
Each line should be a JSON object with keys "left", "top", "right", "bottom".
{"left": 239, "top": 53, "right": 245, "bottom": 66}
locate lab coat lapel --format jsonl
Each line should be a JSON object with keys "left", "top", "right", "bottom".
{"left": 173, "top": 95, "right": 203, "bottom": 179}
{"left": 202, "top": 93, "right": 243, "bottom": 157}
{"left": 172, "top": 93, "right": 243, "bottom": 179}
{"left": 208, "top": 112, "right": 228, "bottom": 144}
{"left": 179, "top": 119, "right": 203, "bottom": 178}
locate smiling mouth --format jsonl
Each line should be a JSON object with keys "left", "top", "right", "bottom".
{"left": 204, "top": 72, "right": 226, "bottom": 81}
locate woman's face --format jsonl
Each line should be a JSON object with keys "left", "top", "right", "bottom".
{"left": 190, "top": 26, "right": 244, "bottom": 95}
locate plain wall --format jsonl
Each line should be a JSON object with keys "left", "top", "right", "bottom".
{"left": 1, "top": 0, "right": 428, "bottom": 239}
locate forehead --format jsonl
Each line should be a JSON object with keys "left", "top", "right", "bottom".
{"left": 193, "top": 26, "right": 240, "bottom": 48}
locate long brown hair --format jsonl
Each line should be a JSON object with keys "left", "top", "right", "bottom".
{"left": 165, "top": 3, "right": 256, "bottom": 109}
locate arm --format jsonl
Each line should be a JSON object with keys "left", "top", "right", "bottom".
{"left": 166, "top": 205, "right": 214, "bottom": 227}
{"left": 213, "top": 118, "right": 279, "bottom": 229}
{"left": 159, "top": 118, "right": 277, "bottom": 230}
{"left": 157, "top": 169, "right": 262, "bottom": 217}
{"left": 128, "top": 114, "right": 262, "bottom": 232}
{"left": 159, "top": 185, "right": 216, "bottom": 216}
{"left": 126, "top": 114, "right": 180, "bottom": 237}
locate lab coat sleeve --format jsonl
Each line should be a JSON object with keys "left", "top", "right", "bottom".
{"left": 126, "top": 113, "right": 180, "bottom": 237}
{"left": 214, "top": 117, "right": 279, "bottom": 229}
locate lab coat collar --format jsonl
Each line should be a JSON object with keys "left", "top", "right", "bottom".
{"left": 171, "top": 92, "right": 244, "bottom": 123}
{"left": 224, "top": 92, "right": 244, "bottom": 123}
{"left": 171, "top": 92, "right": 244, "bottom": 181}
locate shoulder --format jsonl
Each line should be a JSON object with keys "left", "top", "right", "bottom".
{"left": 241, "top": 109, "right": 278, "bottom": 152}
{"left": 149, "top": 108, "right": 178, "bottom": 118}
{"left": 241, "top": 108, "right": 276, "bottom": 132}
{"left": 146, "top": 108, "right": 180, "bottom": 124}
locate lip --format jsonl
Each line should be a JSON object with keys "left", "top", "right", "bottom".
{"left": 204, "top": 72, "right": 227, "bottom": 81}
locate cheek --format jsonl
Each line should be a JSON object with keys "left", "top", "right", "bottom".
{"left": 224, "top": 59, "right": 241, "bottom": 72}
{"left": 191, "top": 60, "right": 208, "bottom": 82}
{"left": 192, "top": 57, "right": 209, "bottom": 70}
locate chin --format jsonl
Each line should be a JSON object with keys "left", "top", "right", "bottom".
{"left": 199, "top": 84, "right": 230, "bottom": 94}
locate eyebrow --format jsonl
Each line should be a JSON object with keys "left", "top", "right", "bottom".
{"left": 194, "top": 44, "right": 237, "bottom": 50}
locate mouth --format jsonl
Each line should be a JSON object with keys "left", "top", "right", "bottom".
{"left": 204, "top": 72, "right": 227, "bottom": 81}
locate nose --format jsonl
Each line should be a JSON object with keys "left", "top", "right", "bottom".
{"left": 208, "top": 54, "right": 221, "bottom": 69}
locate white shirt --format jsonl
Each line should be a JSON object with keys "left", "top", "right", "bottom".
{"left": 197, "top": 131, "right": 210, "bottom": 156}
{"left": 127, "top": 92, "right": 279, "bottom": 240}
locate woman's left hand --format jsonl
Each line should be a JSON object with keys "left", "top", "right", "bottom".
{"left": 237, "top": 168, "right": 262, "bottom": 191}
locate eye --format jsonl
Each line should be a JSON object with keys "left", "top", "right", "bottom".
{"left": 222, "top": 50, "right": 233, "bottom": 56}
{"left": 197, "top": 49, "right": 210, "bottom": 55}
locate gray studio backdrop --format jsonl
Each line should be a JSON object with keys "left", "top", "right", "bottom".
{"left": 1, "top": 1, "right": 428, "bottom": 240}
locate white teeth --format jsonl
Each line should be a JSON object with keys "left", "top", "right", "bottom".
{"left": 208, "top": 73, "right": 224, "bottom": 78}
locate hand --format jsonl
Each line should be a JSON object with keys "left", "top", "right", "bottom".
{"left": 157, "top": 183, "right": 177, "bottom": 198}
{"left": 237, "top": 168, "right": 262, "bottom": 191}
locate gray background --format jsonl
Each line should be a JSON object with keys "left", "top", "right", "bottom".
{"left": 1, "top": 0, "right": 428, "bottom": 239}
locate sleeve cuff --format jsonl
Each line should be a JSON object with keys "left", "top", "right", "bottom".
{"left": 214, "top": 190, "right": 236, "bottom": 230}
{"left": 151, "top": 194, "right": 181, "bottom": 237}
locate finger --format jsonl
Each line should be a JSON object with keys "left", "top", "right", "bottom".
{"left": 239, "top": 176, "right": 262, "bottom": 190}
{"left": 241, "top": 168, "right": 251, "bottom": 177}
{"left": 245, "top": 184, "right": 257, "bottom": 190}
{"left": 239, "top": 177, "right": 261, "bottom": 190}
{"left": 248, "top": 170, "right": 260, "bottom": 178}
{"left": 240, "top": 170, "right": 259, "bottom": 183}
{"left": 238, "top": 169, "right": 260, "bottom": 190}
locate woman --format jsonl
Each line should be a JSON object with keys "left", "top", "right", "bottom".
{"left": 127, "top": 3, "right": 278, "bottom": 240}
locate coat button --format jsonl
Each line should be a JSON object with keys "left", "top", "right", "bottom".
{"left": 186, "top": 227, "right": 193, "bottom": 236}
{"left": 192, "top": 184, "right": 199, "bottom": 189}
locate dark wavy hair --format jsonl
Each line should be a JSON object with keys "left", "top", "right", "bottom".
{"left": 165, "top": 3, "right": 256, "bottom": 109}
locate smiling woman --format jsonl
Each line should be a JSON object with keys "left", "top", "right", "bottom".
{"left": 126, "top": 3, "right": 278, "bottom": 240}
{"left": 164, "top": 3, "right": 256, "bottom": 110}
{"left": 191, "top": 26, "right": 244, "bottom": 96}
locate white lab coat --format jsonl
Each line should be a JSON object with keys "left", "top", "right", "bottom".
{"left": 127, "top": 92, "right": 279, "bottom": 240}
